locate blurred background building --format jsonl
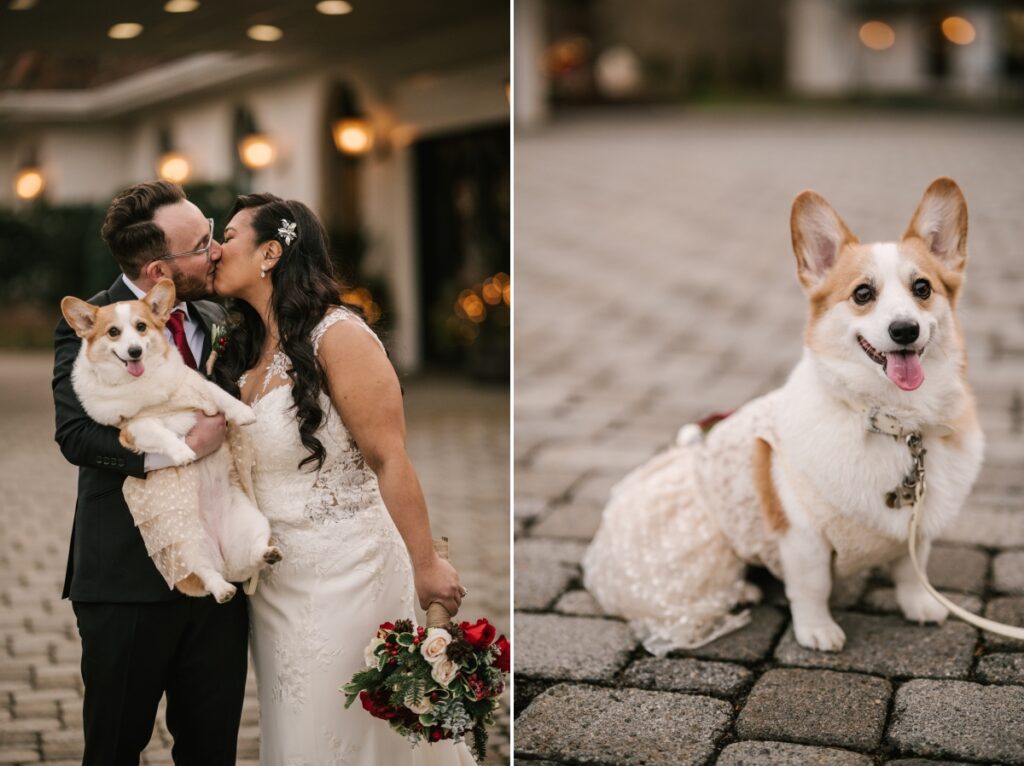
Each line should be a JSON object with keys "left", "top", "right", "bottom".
{"left": 0, "top": 0, "right": 509, "bottom": 378}
{"left": 516, "top": 0, "right": 1024, "bottom": 127}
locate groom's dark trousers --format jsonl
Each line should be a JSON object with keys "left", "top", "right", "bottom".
{"left": 53, "top": 276, "right": 247, "bottom": 766}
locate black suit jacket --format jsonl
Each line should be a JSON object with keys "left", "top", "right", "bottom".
{"left": 53, "top": 275, "right": 226, "bottom": 602}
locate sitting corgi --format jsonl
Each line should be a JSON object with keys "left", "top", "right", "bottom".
{"left": 61, "top": 278, "right": 281, "bottom": 603}
{"left": 583, "top": 178, "right": 984, "bottom": 654}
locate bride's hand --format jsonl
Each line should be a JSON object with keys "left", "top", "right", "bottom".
{"left": 414, "top": 553, "right": 464, "bottom": 616}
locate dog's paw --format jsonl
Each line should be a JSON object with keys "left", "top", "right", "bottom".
{"left": 794, "top": 618, "right": 846, "bottom": 652}
{"left": 898, "top": 588, "right": 948, "bottom": 624}
{"left": 263, "top": 546, "right": 282, "bottom": 565}
{"left": 212, "top": 583, "right": 237, "bottom": 604}
{"left": 167, "top": 442, "right": 198, "bottom": 466}
{"left": 228, "top": 403, "right": 257, "bottom": 426}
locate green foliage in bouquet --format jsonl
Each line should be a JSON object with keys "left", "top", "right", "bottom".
{"left": 342, "top": 619, "right": 510, "bottom": 762}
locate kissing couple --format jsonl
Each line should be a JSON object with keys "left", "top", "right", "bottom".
{"left": 52, "top": 180, "right": 477, "bottom": 765}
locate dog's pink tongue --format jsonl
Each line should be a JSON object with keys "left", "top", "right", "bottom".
{"left": 886, "top": 351, "right": 924, "bottom": 391}
{"left": 126, "top": 360, "right": 145, "bottom": 378}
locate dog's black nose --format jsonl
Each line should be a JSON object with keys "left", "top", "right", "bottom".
{"left": 127, "top": 346, "right": 143, "bottom": 359}
{"left": 888, "top": 320, "right": 920, "bottom": 345}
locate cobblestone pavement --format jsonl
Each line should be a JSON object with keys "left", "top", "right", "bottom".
{"left": 514, "top": 108, "right": 1024, "bottom": 765}
{"left": 0, "top": 353, "right": 509, "bottom": 765}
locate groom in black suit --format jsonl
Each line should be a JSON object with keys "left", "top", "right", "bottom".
{"left": 52, "top": 180, "right": 247, "bottom": 766}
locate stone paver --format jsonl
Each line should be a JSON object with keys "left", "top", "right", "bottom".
{"left": 553, "top": 589, "right": 604, "bottom": 617}
{"left": 622, "top": 657, "right": 753, "bottom": 697}
{"left": 717, "top": 741, "right": 873, "bottom": 766}
{"left": 888, "top": 679, "right": 1024, "bottom": 764}
{"left": 994, "top": 551, "right": 1024, "bottom": 594}
{"left": 516, "top": 683, "right": 732, "bottom": 765}
{"left": 514, "top": 539, "right": 586, "bottom": 611}
{"left": 528, "top": 502, "right": 603, "bottom": 540}
{"left": 774, "top": 613, "right": 976, "bottom": 678}
{"left": 516, "top": 109, "right": 1024, "bottom": 764}
{"left": 514, "top": 613, "right": 636, "bottom": 683}
{"left": 676, "top": 606, "right": 787, "bottom": 664}
{"left": 920, "top": 545, "right": 989, "bottom": 595}
{"left": 975, "top": 652, "right": 1024, "bottom": 684}
{"left": 860, "top": 587, "right": 982, "bottom": 617}
{"left": 984, "top": 596, "right": 1024, "bottom": 650}
{"left": 0, "top": 355, "right": 509, "bottom": 763}
{"left": 736, "top": 669, "right": 891, "bottom": 751}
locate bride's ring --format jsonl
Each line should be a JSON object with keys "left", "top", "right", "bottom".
{"left": 460, "top": 587, "right": 468, "bottom": 597}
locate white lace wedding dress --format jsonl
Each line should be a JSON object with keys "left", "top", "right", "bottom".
{"left": 242, "top": 308, "right": 475, "bottom": 766}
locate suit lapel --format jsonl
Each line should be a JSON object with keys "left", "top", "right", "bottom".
{"left": 188, "top": 302, "right": 214, "bottom": 376}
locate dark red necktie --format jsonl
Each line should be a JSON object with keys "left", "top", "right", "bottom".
{"left": 166, "top": 308, "right": 198, "bottom": 370}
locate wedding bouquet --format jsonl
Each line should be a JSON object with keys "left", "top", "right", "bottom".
{"left": 341, "top": 540, "right": 509, "bottom": 762}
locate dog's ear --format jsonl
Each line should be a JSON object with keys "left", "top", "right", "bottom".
{"left": 903, "top": 177, "right": 967, "bottom": 273}
{"left": 791, "top": 190, "right": 859, "bottom": 290}
{"left": 144, "top": 278, "right": 177, "bottom": 322}
{"left": 61, "top": 296, "right": 99, "bottom": 338}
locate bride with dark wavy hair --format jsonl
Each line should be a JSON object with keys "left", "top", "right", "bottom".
{"left": 212, "top": 192, "right": 475, "bottom": 764}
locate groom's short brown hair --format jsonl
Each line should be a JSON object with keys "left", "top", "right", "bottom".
{"left": 101, "top": 180, "right": 186, "bottom": 279}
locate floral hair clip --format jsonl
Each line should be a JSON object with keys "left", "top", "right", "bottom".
{"left": 277, "top": 219, "right": 297, "bottom": 246}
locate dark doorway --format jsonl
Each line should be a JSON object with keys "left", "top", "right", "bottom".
{"left": 414, "top": 122, "right": 510, "bottom": 377}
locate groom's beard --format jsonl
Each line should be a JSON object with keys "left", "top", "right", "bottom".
{"left": 168, "top": 262, "right": 214, "bottom": 302}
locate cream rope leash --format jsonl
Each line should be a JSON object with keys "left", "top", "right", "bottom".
{"left": 907, "top": 496, "right": 1024, "bottom": 639}
{"left": 872, "top": 412, "right": 1024, "bottom": 640}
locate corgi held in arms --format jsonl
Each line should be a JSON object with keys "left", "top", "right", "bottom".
{"left": 61, "top": 278, "right": 281, "bottom": 603}
{"left": 583, "top": 178, "right": 983, "bottom": 654}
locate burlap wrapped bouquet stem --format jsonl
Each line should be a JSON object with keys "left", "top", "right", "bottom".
{"left": 426, "top": 537, "right": 451, "bottom": 629}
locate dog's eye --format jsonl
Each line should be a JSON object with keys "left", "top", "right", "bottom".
{"left": 107, "top": 327, "right": 120, "bottom": 338}
{"left": 912, "top": 279, "right": 932, "bottom": 299}
{"left": 852, "top": 284, "right": 875, "bottom": 305}
{"left": 135, "top": 322, "right": 147, "bottom": 333}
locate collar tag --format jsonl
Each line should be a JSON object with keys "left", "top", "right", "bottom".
{"left": 867, "top": 408, "right": 904, "bottom": 438}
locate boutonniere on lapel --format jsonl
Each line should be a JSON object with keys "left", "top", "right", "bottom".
{"left": 206, "top": 323, "right": 229, "bottom": 376}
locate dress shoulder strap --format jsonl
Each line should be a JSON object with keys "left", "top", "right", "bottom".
{"left": 312, "top": 306, "right": 385, "bottom": 355}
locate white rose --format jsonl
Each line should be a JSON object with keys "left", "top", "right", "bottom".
{"left": 407, "top": 696, "right": 433, "bottom": 715}
{"left": 419, "top": 628, "right": 452, "bottom": 664}
{"left": 431, "top": 658, "right": 458, "bottom": 687}
{"left": 364, "top": 637, "right": 385, "bottom": 667}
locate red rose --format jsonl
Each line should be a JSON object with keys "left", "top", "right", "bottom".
{"left": 360, "top": 689, "right": 402, "bottom": 721}
{"left": 494, "top": 634, "right": 510, "bottom": 672}
{"left": 430, "top": 728, "right": 443, "bottom": 742}
{"left": 460, "top": 618, "right": 496, "bottom": 648}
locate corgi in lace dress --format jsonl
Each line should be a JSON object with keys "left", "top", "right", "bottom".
{"left": 61, "top": 279, "right": 281, "bottom": 602}
{"left": 583, "top": 178, "right": 984, "bottom": 654}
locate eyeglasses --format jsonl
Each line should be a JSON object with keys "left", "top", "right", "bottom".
{"left": 161, "top": 218, "right": 215, "bottom": 261}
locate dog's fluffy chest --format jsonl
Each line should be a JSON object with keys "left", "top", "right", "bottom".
{"left": 71, "top": 347, "right": 207, "bottom": 436}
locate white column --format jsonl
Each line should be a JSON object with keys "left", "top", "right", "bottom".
{"left": 948, "top": 8, "right": 1000, "bottom": 97}
{"left": 514, "top": 0, "right": 549, "bottom": 129}
{"left": 786, "top": 0, "right": 856, "bottom": 96}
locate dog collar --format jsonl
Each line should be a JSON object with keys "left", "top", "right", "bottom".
{"left": 864, "top": 407, "right": 955, "bottom": 440}
{"left": 862, "top": 408, "right": 954, "bottom": 510}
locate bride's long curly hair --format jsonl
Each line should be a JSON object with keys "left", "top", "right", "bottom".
{"left": 213, "top": 193, "right": 359, "bottom": 472}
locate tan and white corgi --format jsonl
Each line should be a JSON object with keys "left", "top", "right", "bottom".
{"left": 583, "top": 178, "right": 984, "bottom": 654}
{"left": 61, "top": 278, "right": 281, "bottom": 603}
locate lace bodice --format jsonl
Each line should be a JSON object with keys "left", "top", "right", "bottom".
{"left": 241, "top": 308, "right": 393, "bottom": 535}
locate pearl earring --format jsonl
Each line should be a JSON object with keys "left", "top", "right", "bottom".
{"left": 260, "top": 268, "right": 267, "bottom": 279}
